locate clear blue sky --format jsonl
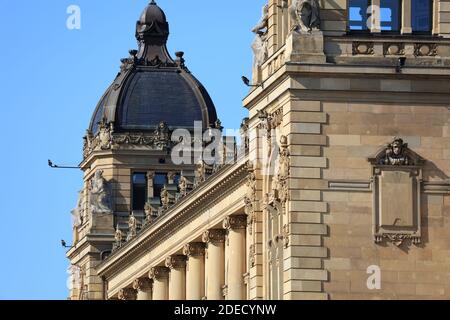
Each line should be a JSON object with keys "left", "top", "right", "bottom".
{"left": 0, "top": 0, "right": 266, "bottom": 300}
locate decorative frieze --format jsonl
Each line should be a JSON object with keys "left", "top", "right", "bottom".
{"left": 383, "top": 43, "right": 405, "bottom": 56}
{"left": 352, "top": 42, "right": 374, "bottom": 55}
{"left": 244, "top": 161, "right": 257, "bottom": 235}
{"left": 414, "top": 43, "right": 437, "bottom": 57}
{"left": 83, "top": 121, "right": 173, "bottom": 158}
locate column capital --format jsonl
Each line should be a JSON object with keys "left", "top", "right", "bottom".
{"left": 202, "top": 229, "right": 226, "bottom": 244}
{"left": 223, "top": 215, "right": 247, "bottom": 230}
{"left": 118, "top": 287, "right": 137, "bottom": 300}
{"left": 148, "top": 266, "right": 170, "bottom": 280}
{"left": 165, "top": 255, "right": 187, "bottom": 269}
{"left": 146, "top": 171, "right": 155, "bottom": 180}
{"left": 132, "top": 277, "right": 152, "bottom": 292}
{"left": 183, "top": 242, "right": 206, "bottom": 257}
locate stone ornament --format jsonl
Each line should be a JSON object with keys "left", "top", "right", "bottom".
{"left": 83, "top": 121, "right": 175, "bottom": 159}
{"left": 148, "top": 266, "right": 169, "bottom": 280}
{"left": 165, "top": 255, "right": 187, "bottom": 269}
{"left": 289, "top": 0, "right": 321, "bottom": 33}
{"left": 98, "top": 119, "right": 114, "bottom": 150}
{"left": 244, "top": 162, "right": 257, "bottom": 234}
{"left": 183, "top": 243, "right": 206, "bottom": 257}
{"left": 414, "top": 43, "right": 437, "bottom": 57}
{"left": 118, "top": 287, "right": 137, "bottom": 300}
{"left": 369, "top": 137, "right": 425, "bottom": 167}
{"left": 89, "top": 170, "right": 113, "bottom": 215}
{"left": 383, "top": 43, "right": 405, "bottom": 56}
{"left": 271, "top": 135, "right": 290, "bottom": 204}
{"left": 132, "top": 278, "right": 152, "bottom": 292}
{"left": 202, "top": 229, "right": 226, "bottom": 244}
{"left": 114, "top": 225, "right": 124, "bottom": 248}
{"left": 71, "top": 190, "right": 84, "bottom": 228}
{"left": 223, "top": 215, "right": 247, "bottom": 230}
{"left": 251, "top": 4, "right": 269, "bottom": 67}
{"left": 368, "top": 138, "right": 425, "bottom": 247}
{"left": 154, "top": 121, "right": 170, "bottom": 150}
{"left": 127, "top": 213, "right": 138, "bottom": 241}
{"left": 352, "top": 42, "right": 374, "bottom": 55}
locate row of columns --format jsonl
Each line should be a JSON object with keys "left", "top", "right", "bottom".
{"left": 118, "top": 215, "right": 247, "bottom": 300}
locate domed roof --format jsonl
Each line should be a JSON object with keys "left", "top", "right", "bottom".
{"left": 88, "top": 1, "right": 218, "bottom": 135}
{"left": 140, "top": 0, "right": 166, "bottom": 25}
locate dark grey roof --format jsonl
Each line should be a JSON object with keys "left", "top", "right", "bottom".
{"left": 88, "top": 1, "right": 217, "bottom": 134}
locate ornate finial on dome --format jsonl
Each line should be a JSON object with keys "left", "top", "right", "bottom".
{"left": 135, "top": 0, "right": 174, "bottom": 65}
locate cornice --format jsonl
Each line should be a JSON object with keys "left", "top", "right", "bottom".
{"left": 96, "top": 157, "right": 248, "bottom": 278}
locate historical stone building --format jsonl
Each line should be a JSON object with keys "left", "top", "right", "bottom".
{"left": 67, "top": 0, "right": 450, "bottom": 300}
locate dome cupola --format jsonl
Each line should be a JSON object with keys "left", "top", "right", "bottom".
{"left": 87, "top": 1, "right": 218, "bottom": 138}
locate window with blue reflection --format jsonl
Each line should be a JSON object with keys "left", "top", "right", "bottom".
{"left": 412, "top": 0, "right": 432, "bottom": 32}
{"left": 153, "top": 173, "right": 167, "bottom": 200}
{"left": 380, "top": 0, "right": 401, "bottom": 31}
{"left": 349, "top": 0, "right": 369, "bottom": 30}
{"left": 132, "top": 173, "right": 147, "bottom": 211}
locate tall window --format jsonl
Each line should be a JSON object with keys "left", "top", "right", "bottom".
{"left": 412, "top": 0, "right": 432, "bottom": 32}
{"left": 348, "top": 0, "right": 432, "bottom": 34}
{"left": 349, "top": 0, "right": 370, "bottom": 31}
{"left": 132, "top": 173, "right": 147, "bottom": 211}
{"left": 380, "top": 0, "right": 401, "bottom": 32}
{"left": 153, "top": 173, "right": 168, "bottom": 199}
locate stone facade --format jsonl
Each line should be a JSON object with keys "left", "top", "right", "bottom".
{"left": 68, "top": 0, "right": 450, "bottom": 300}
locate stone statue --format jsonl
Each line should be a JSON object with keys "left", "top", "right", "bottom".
{"left": 380, "top": 138, "right": 410, "bottom": 166}
{"left": 127, "top": 213, "right": 137, "bottom": 240}
{"left": 98, "top": 119, "right": 113, "bottom": 150}
{"left": 89, "top": 170, "right": 113, "bottom": 214}
{"left": 290, "top": 0, "right": 321, "bottom": 33}
{"left": 154, "top": 121, "right": 170, "bottom": 149}
{"left": 71, "top": 190, "right": 84, "bottom": 227}
{"left": 251, "top": 5, "right": 269, "bottom": 67}
{"left": 161, "top": 187, "right": 170, "bottom": 209}
{"left": 114, "top": 225, "right": 123, "bottom": 247}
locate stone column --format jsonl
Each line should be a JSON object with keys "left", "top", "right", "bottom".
{"left": 147, "top": 171, "right": 155, "bottom": 198}
{"left": 370, "top": 0, "right": 381, "bottom": 33}
{"left": 118, "top": 287, "right": 137, "bottom": 300}
{"left": 149, "top": 266, "right": 169, "bottom": 300}
{"left": 402, "top": 0, "right": 412, "bottom": 34}
{"left": 202, "top": 229, "right": 226, "bottom": 300}
{"left": 166, "top": 255, "right": 187, "bottom": 300}
{"left": 183, "top": 242, "right": 206, "bottom": 300}
{"left": 223, "top": 215, "right": 247, "bottom": 300}
{"left": 133, "top": 278, "right": 152, "bottom": 300}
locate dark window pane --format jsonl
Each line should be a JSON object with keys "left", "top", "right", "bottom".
{"left": 349, "top": 0, "right": 369, "bottom": 30}
{"left": 132, "top": 173, "right": 147, "bottom": 210}
{"left": 380, "top": 0, "right": 401, "bottom": 31}
{"left": 412, "top": 0, "right": 432, "bottom": 32}
{"left": 153, "top": 173, "right": 167, "bottom": 199}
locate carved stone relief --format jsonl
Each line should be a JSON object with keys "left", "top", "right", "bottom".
{"left": 289, "top": 0, "right": 321, "bottom": 33}
{"left": 368, "top": 138, "right": 425, "bottom": 246}
{"left": 89, "top": 170, "right": 113, "bottom": 215}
